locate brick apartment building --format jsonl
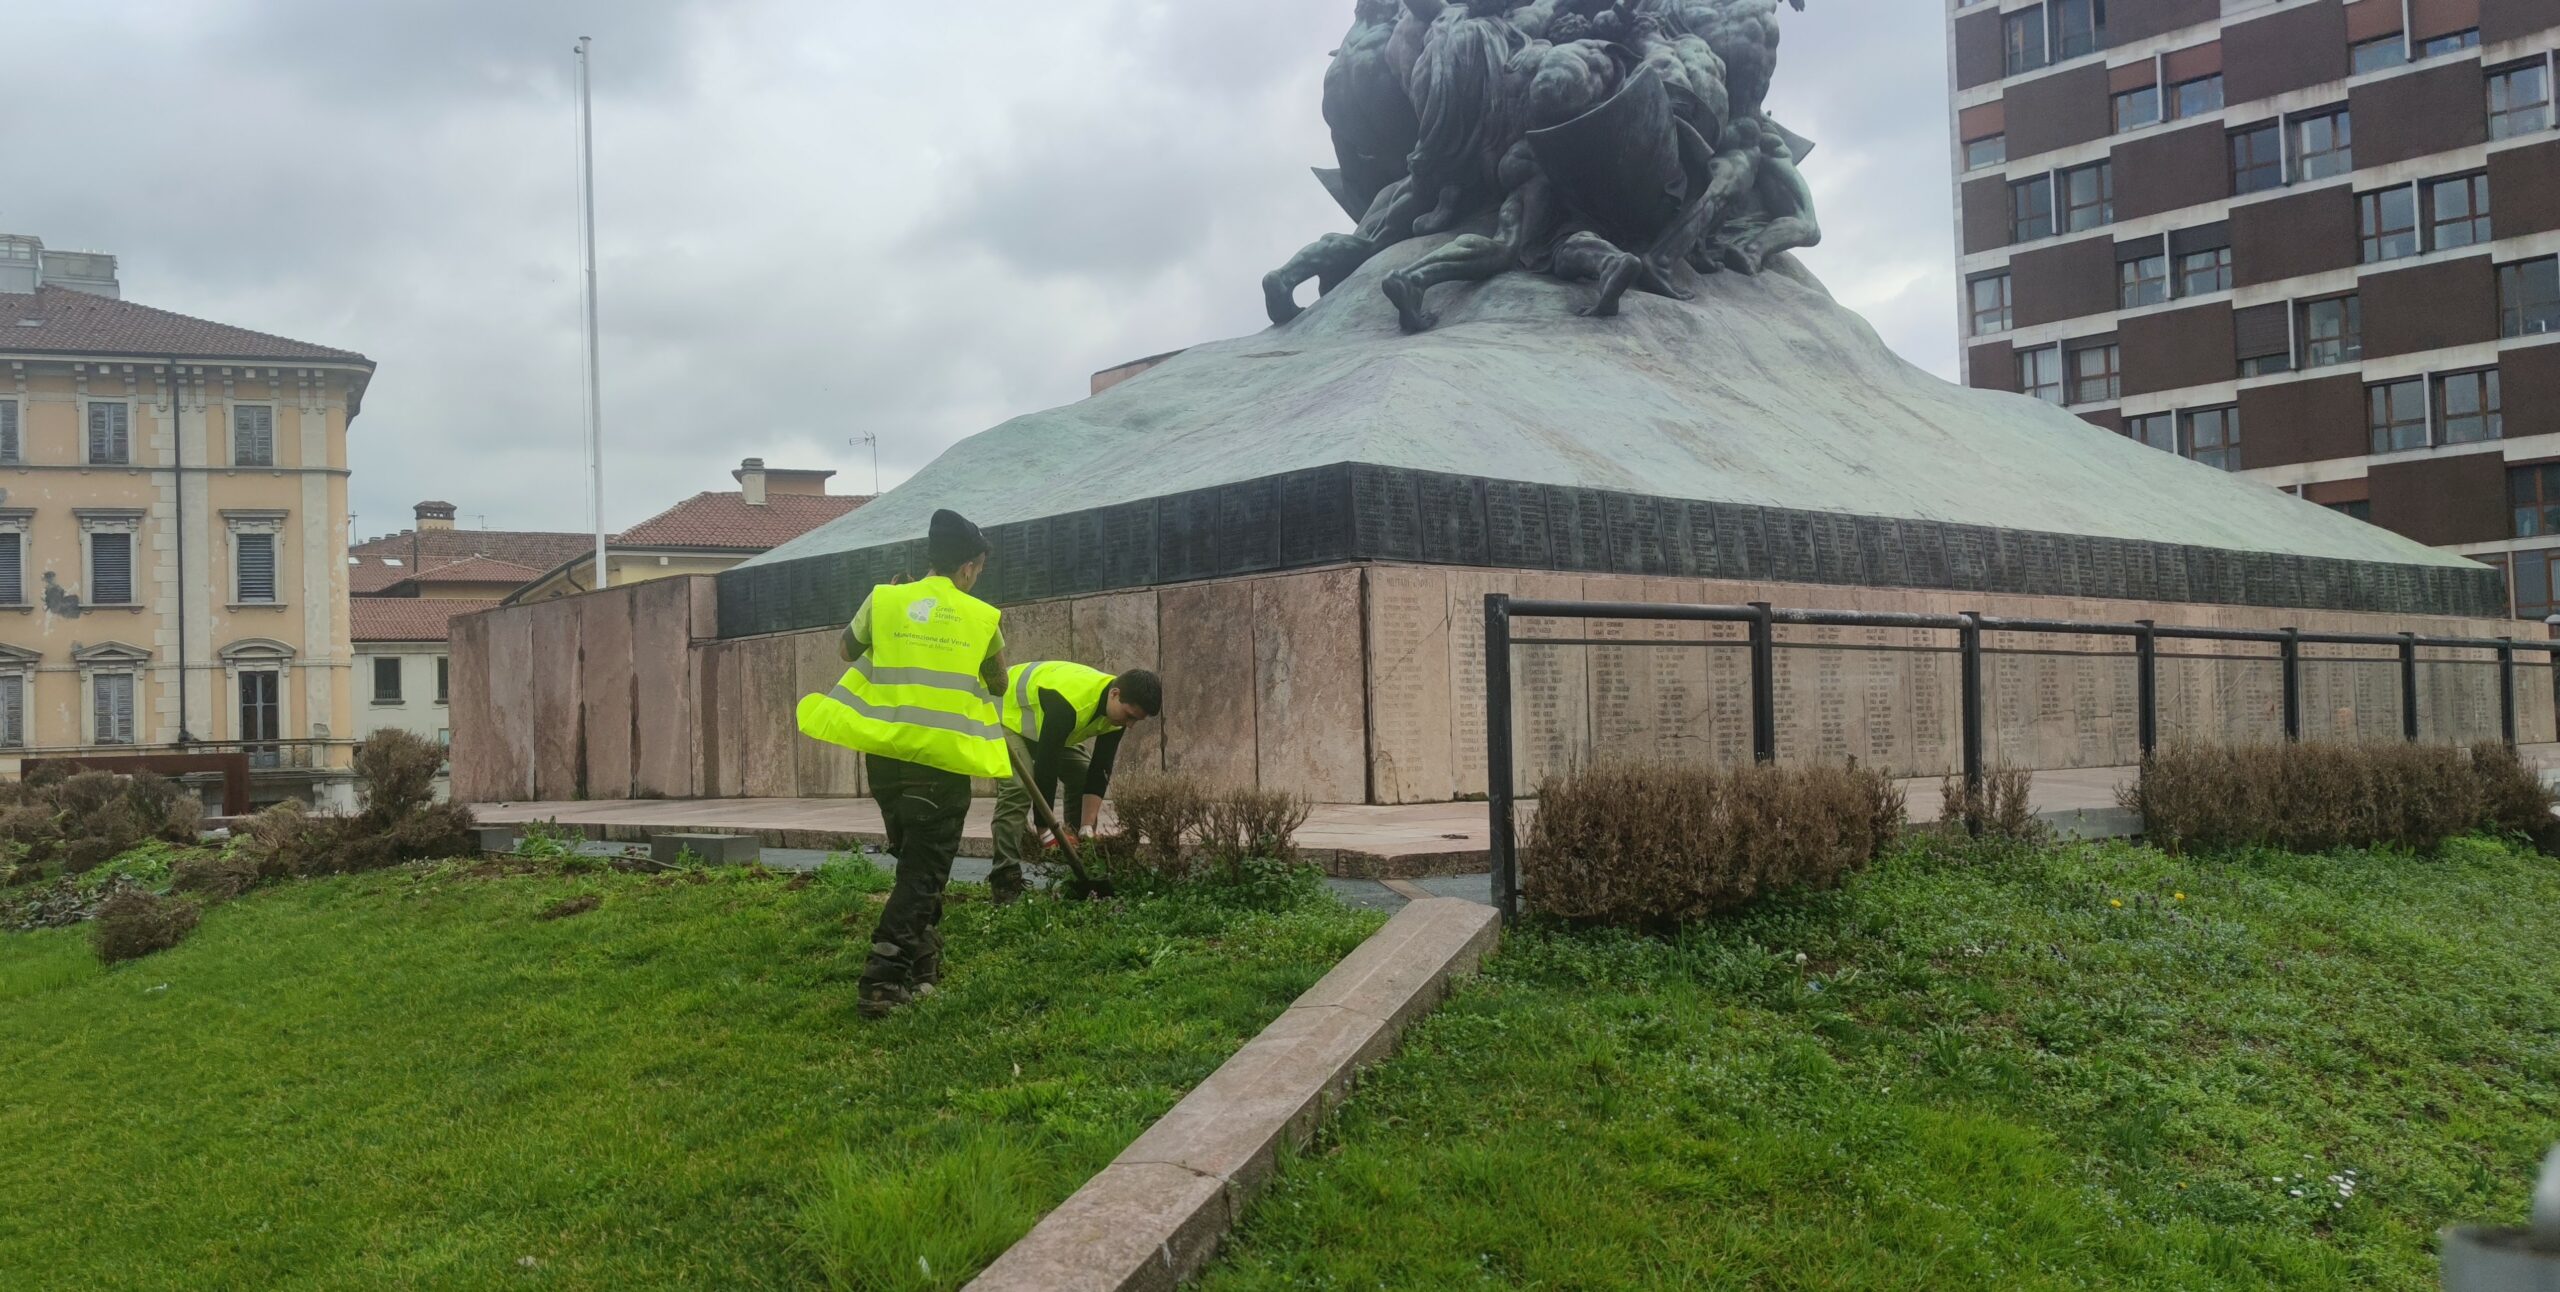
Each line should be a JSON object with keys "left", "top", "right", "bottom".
{"left": 1947, "top": 0, "right": 2560, "bottom": 617}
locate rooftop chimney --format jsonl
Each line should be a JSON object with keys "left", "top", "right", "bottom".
{"left": 415, "top": 500, "right": 458, "bottom": 531}
{"left": 734, "top": 458, "right": 767, "bottom": 507}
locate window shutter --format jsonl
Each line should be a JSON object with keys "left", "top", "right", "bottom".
{"left": 0, "top": 400, "right": 17, "bottom": 461}
{"left": 88, "top": 403, "right": 128, "bottom": 464}
{"left": 0, "top": 534, "right": 19, "bottom": 606}
{"left": 2170, "top": 221, "right": 2230, "bottom": 256}
{"left": 235, "top": 406, "right": 275, "bottom": 466}
{"left": 91, "top": 532, "right": 133, "bottom": 605}
{"left": 2235, "top": 303, "right": 2291, "bottom": 361}
{"left": 114, "top": 674, "right": 135, "bottom": 744}
{"left": 237, "top": 532, "right": 277, "bottom": 603}
{"left": 1, "top": 676, "right": 21, "bottom": 748}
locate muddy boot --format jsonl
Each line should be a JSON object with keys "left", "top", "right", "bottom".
{"left": 988, "top": 870, "right": 1026, "bottom": 906}
{"left": 858, "top": 982, "right": 911, "bottom": 1020}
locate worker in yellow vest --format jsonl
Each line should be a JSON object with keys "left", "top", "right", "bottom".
{"left": 989, "top": 661, "right": 1163, "bottom": 902}
{"left": 795, "top": 509, "right": 1009, "bottom": 1019}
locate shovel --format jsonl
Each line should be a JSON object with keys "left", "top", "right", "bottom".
{"left": 1003, "top": 730, "right": 1114, "bottom": 898}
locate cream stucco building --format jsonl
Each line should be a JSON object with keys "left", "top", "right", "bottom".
{"left": 1, "top": 234, "right": 372, "bottom": 804}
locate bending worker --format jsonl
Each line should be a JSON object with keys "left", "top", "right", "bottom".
{"left": 990, "top": 661, "right": 1162, "bottom": 902}
{"left": 795, "top": 509, "right": 1009, "bottom": 1019}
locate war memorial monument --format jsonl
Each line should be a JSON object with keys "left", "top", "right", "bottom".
{"left": 451, "top": 0, "right": 2544, "bottom": 810}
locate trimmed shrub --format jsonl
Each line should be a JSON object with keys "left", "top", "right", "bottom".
{"left": 170, "top": 852, "right": 261, "bottom": 903}
{"left": 1104, "top": 776, "right": 1214, "bottom": 879}
{"left": 90, "top": 889, "right": 201, "bottom": 964}
{"left": 1201, "top": 787, "right": 1312, "bottom": 873}
{"left": 2125, "top": 741, "right": 2557, "bottom": 855}
{"left": 1939, "top": 764, "right": 2042, "bottom": 841}
{"left": 1526, "top": 761, "right": 1905, "bottom": 927}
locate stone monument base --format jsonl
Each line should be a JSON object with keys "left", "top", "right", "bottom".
{"left": 448, "top": 566, "right": 2549, "bottom": 808}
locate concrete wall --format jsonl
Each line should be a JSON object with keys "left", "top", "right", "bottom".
{"left": 450, "top": 562, "right": 2553, "bottom": 806}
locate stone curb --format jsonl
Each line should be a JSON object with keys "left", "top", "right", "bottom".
{"left": 962, "top": 897, "right": 1502, "bottom": 1292}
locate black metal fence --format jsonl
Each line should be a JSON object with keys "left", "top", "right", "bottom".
{"left": 1481, "top": 595, "right": 2560, "bottom": 923}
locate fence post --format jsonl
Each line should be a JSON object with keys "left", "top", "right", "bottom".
{"left": 2499, "top": 638, "right": 2518, "bottom": 747}
{"left": 1748, "top": 602, "right": 1777, "bottom": 764}
{"left": 1483, "top": 594, "right": 1517, "bottom": 925}
{"left": 1959, "top": 610, "right": 1984, "bottom": 836}
{"left": 2135, "top": 619, "right": 2158, "bottom": 759}
{"left": 2280, "top": 628, "right": 2302, "bottom": 742}
{"left": 2399, "top": 632, "right": 2420, "bottom": 743}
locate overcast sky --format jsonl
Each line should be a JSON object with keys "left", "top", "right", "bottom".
{"left": 0, "top": 0, "right": 1958, "bottom": 541}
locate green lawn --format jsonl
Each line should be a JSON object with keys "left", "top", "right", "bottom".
{"left": 1201, "top": 836, "right": 2560, "bottom": 1291}
{"left": 0, "top": 859, "right": 1380, "bottom": 1291}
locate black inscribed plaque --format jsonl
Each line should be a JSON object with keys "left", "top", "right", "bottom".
{"left": 1484, "top": 480, "right": 1553, "bottom": 568}
{"left": 1853, "top": 516, "right": 1892, "bottom": 587}
{"left": 2146, "top": 544, "right": 2187, "bottom": 604}
{"left": 1903, "top": 521, "right": 1951, "bottom": 589}
{"left": 1680, "top": 500, "right": 1722, "bottom": 577}
{"left": 1605, "top": 493, "right": 1665, "bottom": 575}
{"left": 1813, "top": 512, "right": 1862, "bottom": 584}
{"left": 1092, "top": 501, "right": 1157, "bottom": 590}
{"left": 1540, "top": 485, "right": 1609, "bottom": 571}
{"left": 1216, "top": 477, "right": 1283, "bottom": 575}
{"left": 1157, "top": 489, "right": 1223, "bottom": 584}
{"left": 1276, "top": 466, "right": 1353, "bottom": 567}
{"left": 1416, "top": 472, "right": 1489, "bottom": 565}
{"left": 1772, "top": 511, "right": 1821, "bottom": 583}
{"left": 1945, "top": 526, "right": 1989, "bottom": 588}
{"left": 811, "top": 554, "right": 857, "bottom": 624}
{"left": 1715, "top": 506, "right": 1767, "bottom": 579}
{"left": 998, "top": 520, "right": 1051, "bottom": 603}
{"left": 1351, "top": 465, "right": 1424, "bottom": 561}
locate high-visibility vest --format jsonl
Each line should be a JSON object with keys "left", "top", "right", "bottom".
{"left": 795, "top": 577, "right": 1010, "bottom": 779}
{"left": 1000, "top": 661, "right": 1122, "bottom": 747}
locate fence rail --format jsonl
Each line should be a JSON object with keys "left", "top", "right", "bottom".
{"left": 1482, "top": 596, "right": 2560, "bottom": 923}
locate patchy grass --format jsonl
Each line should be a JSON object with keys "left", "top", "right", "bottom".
{"left": 0, "top": 859, "right": 1379, "bottom": 1290}
{"left": 1202, "top": 836, "right": 2560, "bottom": 1291}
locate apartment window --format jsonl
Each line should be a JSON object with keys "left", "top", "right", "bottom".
{"left": 437, "top": 656, "right": 450, "bottom": 705}
{"left": 2230, "top": 123, "right": 2283, "bottom": 195}
{"left": 0, "top": 532, "right": 20, "bottom": 606}
{"left": 235, "top": 532, "right": 278, "bottom": 604}
{"left": 92, "top": 672, "right": 135, "bottom": 746}
{"left": 1969, "top": 272, "right": 2013, "bottom": 336}
{"left": 2289, "top": 108, "right": 2353, "bottom": 182}
{"left": 2419, "top": 29, "right": 2479, "bottom": 58}
{"left": 2061, "top": 162, "right": 2112, "bottom": 232}
{"left": 2513, "top": 464, "right": 2560, "bottom": 538}
{"left": 2437, "top": 369, "right": 2502, "bottom": 445}
{"left": 88, "top": 531, "right": 134, "bottom": 605}
{"left": 2070, "top": 340, "right": 2121, "bottom": 404}
{"left": 87, "top": 402, "right": 130, "bottom": 465}
{"left": 2299, "top": 295, "right": 2361, "bottom": 368}
{"left": 2005, "top": 5, "right": 2050, "bottom": 75}
{"left": 2502, "top": 256, "right": 2560, "bottom": 337}
{"left": 2177, "top": 245, "right": 2233, "bottom": 296}
{"left": 2351, "top": 35, "right": 2407, "bottom": 75}
{"left": 2236, "top": 302, "right": 2292, "bottom": 377}
{"left": 2120, "top": 247, "right": 2168, "bottom": 308}
{"left": 2360, "top": 185, "right": 2420, "bottom": 263}
{"left": 2516, "top": 549, "right": 2560, "bottom": 621}
{"left": 0, "top": 674, "right": 22, "bottom": 749}
{"left": 2426, "top": 173, "right": 2492, "bottom": 250}
{"left": 2051, "top": 0, "right": 2103, "bottom": 61}
{"left": 2489, "top": 62, "right": 2553, "bottom": 139}
{"left": 0, "top": 399, "right": 17, "bottom": 463}
{"left": 2011, "top": 174, "right": 2055, "bottom": 242}
{"left": 2018, "top": 345, "right": 2066, "bottom": 405}
{"left": 2126, "top": 413, "right": 2177, "bottom": 453}
{"left": 2184, "top": 406, "right": 2240, "bottom": 471}
{"left": 233, "top": 406, "right": 275, "bottom": 467}
{"left": 374, "top": 656, "right": 404, "bottom": 705}
{"left": 2113, "top": 86, "right": 2160, "bottom": 132}
{"left": 2327, "top": 499, "right": 2374, "bottom": 523}
{"left": 1965, "top": 135, "right": 2005, "bottom": 171}
{"left": 2368, "top": 378, "right": 2428, "bottom": 454}
{"left": 2173, "top": 75, "right": 2224, "bottom": 119}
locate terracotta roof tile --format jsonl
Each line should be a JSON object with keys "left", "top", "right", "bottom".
{"left": 407, "top": 555, "right": 548, "bottom": 585}
{"left": 350, "top": 598, "right": 498, "bottom": 643}
{"left": 1, "top": 287, "right": 370, "bottom": 364}
{"left": 350, "top": 528, "right": 593, "bottom": 573}
{"left": 614, "top": 491, "right": 869, "bottom": 551}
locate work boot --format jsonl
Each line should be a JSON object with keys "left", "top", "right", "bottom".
{"left": 857, "top": 983, "right": 911, "bottom": 1020}
{"left": 989, "top": 873, "right": 1025, "bottom": 906}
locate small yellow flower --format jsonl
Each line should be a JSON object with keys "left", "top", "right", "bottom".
{"left": 2174, "top": 892, "right": 2187, "bottom": 901}
{"left": 2109, "top": 899, "right": 2123, "bottom": 908}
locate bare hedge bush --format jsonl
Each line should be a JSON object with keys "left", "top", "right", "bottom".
{"left": 1201, "top": 787, "right": 1311, "bottom": 872}
{"left": 1526, "top": 761, "right": 1905, "bottom": 927}
{"left": 2124, "top": 741, "right": 2559, "bottom": 854}
{"left": 1103, "top": 776, "right": 1215, "bottom": 880}
{"left": 91, "top": 888, "right": 202, "bottom": 964}
{"left": 231, "top": 732, "right": 476, "bottom": 879}
{"left": 1939, "top": 764, "right": 2041, "bottom": 841}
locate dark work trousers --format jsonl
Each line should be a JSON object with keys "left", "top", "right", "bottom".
{"left": 860, "top": 753, "right": 972, "bottom": 998}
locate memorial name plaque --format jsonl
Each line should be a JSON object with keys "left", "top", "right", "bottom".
{"left": 1215, "top": 477, "right": 1283, "bottom": 576}
{"left": 1157, "top": 490, "right": 1224, "bottom": 585}
{"left": 1417, "top": 472, "right": 1490, "bottom": 566}
{"left": 1276, "top": 466, "right": 1353, "bottom": 568}
{"left": 1352, "top": 465, "right": 1424, "bottom": 561}
{"left": 1485, "top": 480, "right": 1553, "bottom": 568}
{"left": 1548, "top": 486, "right": 1612, "bottom": 572}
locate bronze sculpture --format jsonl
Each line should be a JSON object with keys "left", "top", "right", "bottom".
{"left": 1265, "top": 0, "right": 1816, "bottom": 332}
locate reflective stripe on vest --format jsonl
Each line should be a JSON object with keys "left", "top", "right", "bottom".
{"left": 1000, "top": 660, "right": 1120, "bottom": 746}
{"left": 795, "top": 576, "right": 1010, "bottom": 779}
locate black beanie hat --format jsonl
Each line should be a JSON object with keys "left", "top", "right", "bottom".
{"left": 927, "top": 508, "right": 990, "bottom": 571}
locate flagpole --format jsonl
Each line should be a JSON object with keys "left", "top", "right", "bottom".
{"left": 575, "top": 36, "right": 608, "bottom": 590}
